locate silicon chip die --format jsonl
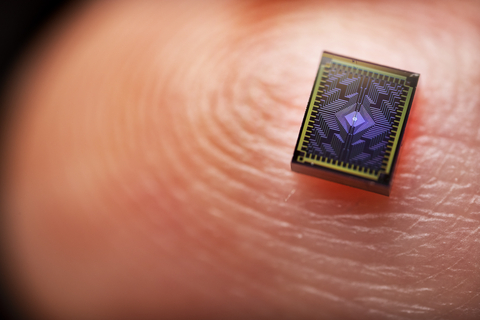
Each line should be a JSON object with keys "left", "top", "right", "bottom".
{"left": 291, "top": 52, "right": 419, "bottom": 196}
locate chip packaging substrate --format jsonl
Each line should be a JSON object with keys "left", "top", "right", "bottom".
{"left": 291, "top": 52, "right": 419, "bottom": 196}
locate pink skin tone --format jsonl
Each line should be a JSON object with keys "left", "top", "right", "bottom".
{"left": 2, "top": 0, "right": 480, "bottom": 319}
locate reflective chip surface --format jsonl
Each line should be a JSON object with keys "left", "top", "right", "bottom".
{"left": 291, "top": 52, "right": 419, "bottom": 196}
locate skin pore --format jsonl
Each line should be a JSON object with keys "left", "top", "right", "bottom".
{"left": 2, "top": 0, "right": 480, "bottom": 319}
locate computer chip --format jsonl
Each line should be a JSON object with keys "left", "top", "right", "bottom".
{"left": 291, "top": 52, "right": 419, "bottom": 196}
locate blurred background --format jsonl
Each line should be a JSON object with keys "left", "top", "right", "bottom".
{"left": 0, "top": 1, "right": 71, "bottom": 101}
{"left": 1, "top": 2, "right": 72, "bottom": 318}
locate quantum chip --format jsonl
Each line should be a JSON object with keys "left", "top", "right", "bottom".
{"left": 291, "top": 52, "right": 419, "bottom": 196}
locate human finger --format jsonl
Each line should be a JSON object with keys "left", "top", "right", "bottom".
{"left": 2, "top": 1, "right": 480, "bottom": 319}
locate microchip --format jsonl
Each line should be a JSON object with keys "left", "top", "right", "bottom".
{"left": 291, "top": 52, "right": 419, "bottom": 196}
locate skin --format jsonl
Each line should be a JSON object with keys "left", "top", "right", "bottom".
{"left": 2, "top": 0, "right": 480, "bottom": 319}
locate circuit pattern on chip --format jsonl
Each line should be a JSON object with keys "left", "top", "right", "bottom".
{"left": 291, "top": 52, "right": 419, "bottom": 195}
